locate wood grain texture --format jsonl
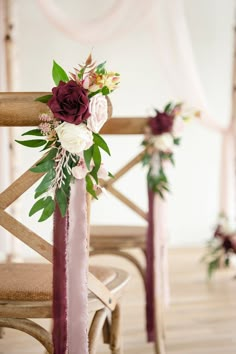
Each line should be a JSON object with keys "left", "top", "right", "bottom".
{"left": 0, "top": 93, "right": 147, "bottom": 132}
{"left": 0, "top": 93, "right": 113, "bottom": 126}
{"left": 2, "top": 248, "right": 236, "bottom": 353}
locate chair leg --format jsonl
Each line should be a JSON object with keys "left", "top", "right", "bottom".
{"left": 89, "top": 308, "right": 107, "bottom": 354}
{"left": 102, "top": 315, "right": 111, "bottom": 344}
{"left": 110, "top": 303, "right": 123, "bottom": 354}
{"left": 0, "top": 318, "right": 53, "bottom": 353}
{"left": 154, "top": 299, "right": 166, "bottom": 354}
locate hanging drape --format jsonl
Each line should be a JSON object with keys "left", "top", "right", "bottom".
{"left": 148, "top": 0, "right": 236, "bottom": 219}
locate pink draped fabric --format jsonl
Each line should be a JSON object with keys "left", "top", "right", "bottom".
{"left": 53, "top": 179, "right": 88, "bottom": 354}
{"left": 37, "top": 0, "right": 154, "bottom": 43}
{"left": 146, "top": 189, "right": 170, "bottom": 342}
{"left": 67, "top": 179, "right": 88, "bottom": 354}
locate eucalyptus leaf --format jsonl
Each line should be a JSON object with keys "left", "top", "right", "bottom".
{"left": 15, "top": 139, "right": 46, "bottom": 148}
{"left": 52, "top": 60, "right": 69, "bottom": 85}
{"left": 93, "top": 133, "right": 110, "bottom": 155}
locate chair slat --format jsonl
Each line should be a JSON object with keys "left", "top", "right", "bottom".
{"left": 0, "top": 209, "right": 53, "bottom": 262}
{"left": 0, "top": 92, "right": 49, "bottom": 126}
{"left": 0, "top": 166, "right": 43, "bottom": 210}
{"left": 98, "top": 150, "right": 146, "bottom": 194}
{"left": 107, "top": 185, "right": 148, "bottom": 221}
{"left": 0, "top": 93, "right": 114, "bottom": 127}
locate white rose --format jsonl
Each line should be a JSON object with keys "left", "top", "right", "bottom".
{"left": 56, "top": 122, "right": 93, "bottom": 154}
{"left": 87, "top": 94, "right": 108, "bottom": 133}
{"left": 153, "top": 133, "right": 174, "bottom": 152}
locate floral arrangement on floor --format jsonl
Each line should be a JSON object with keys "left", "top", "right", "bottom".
{"left": 202, "top": 214, "right": 236, "bottom": 278}
{"left": 141, "top": 102, "right": 199, "bottom": 197}
{"left": 16, "top": 55, "right": 119, "bottom": 221}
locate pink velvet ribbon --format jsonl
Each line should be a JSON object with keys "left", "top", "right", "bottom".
{"left": 53, "top": 179, "right": 88, "bottom": 354}
{"left": 146, "top": 188, "right": 170, "bottom": 342}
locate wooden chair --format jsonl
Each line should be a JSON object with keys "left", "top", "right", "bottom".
{"left": 0, "top": 92, "right": 129, "bottom": 354}
{"left": 90, "top": 118, "right": 166, "bottom": 354}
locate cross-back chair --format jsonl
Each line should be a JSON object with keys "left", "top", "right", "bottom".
{"left": 90, "top": 118, "right": 166, "bottom": 354}
{"left": 0, "top": 92, "right": 129, "bottom": 354}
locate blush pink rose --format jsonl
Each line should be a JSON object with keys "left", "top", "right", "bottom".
{"left": 87, "top": 94, "right": 108, "bottom": 133}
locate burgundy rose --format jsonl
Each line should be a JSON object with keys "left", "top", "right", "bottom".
{"left": 149, "top": 111, "right": 174, "bottom": 135}
{"left": 48, "top": 80, "right": 90, "bottom": 125}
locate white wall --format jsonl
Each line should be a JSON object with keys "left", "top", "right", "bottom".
{"left": 5, "top": 0, "right": 235, "bottom": 257}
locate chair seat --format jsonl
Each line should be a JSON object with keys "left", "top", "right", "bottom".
{"left": 90, "top": 225, "right": 146, "bottom": 250}
{"left": 0, "top": 263, "right": 125, "bottom": 302}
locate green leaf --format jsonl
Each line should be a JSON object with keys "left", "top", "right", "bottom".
{"left": 15, "top": 139, "right": 46, "bottom": 148}
{"left": 22, "top": 129, "right": 43, "bottom": 137}
{"left": 30, "top": 159, "right": 54, "bottom": 173}
{"left": 93, "top": 145, "right": 101, "bottom": 172}
{"left": 88, "top": 90, "right": 102, "bottom": 99}
{"left": 38, "top": 197, "right": 55, "bottom": 222}
{"left": 35, "top": 94, "right": 53, "bottom": 103}
{"left": 93, "top": 133, "right": 110, "bottom": 155}
{"left": 164, "top": 102, "right": 173, "bottom": 113}
{"left": 173, "top": 137, "right": 181, "bottom": 146}
{"left": 108, "top": 172, "right": 114, "bottom": 178}
{"left": 34, "top": 169, "right": 56, "bottom": 198}
{"left": 142, "top": 153, "right": 151, "bottom": 166}
{"left": 56, "top": 188, "right": 68, "bottom": 217}
{"left": 89, "top": 168, "right": 98, "bottom": 184}
{"left": 36, "top": 148, "right": 58, "bottom": 166}
{"left": 40, "top": 140, "right": 55, "bottom": 151}
{"left": 84, "top": 145, "right": 94, "bottom": 170}
{"left": 101, "top": 86, "right": 110, "bottom": 95}
{"left": 29, "top": 197, "right": 49, "bottom": 217}
{"left": 86, "top": 174, "right": 98, "bottom": 199}
{"left": 52, "top": 60, "right": 69, "bottom": 86}
{"left": 96, "top": 61, "right": 106, "bottom": 75}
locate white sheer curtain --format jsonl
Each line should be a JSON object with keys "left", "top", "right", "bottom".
{"left": 147, "top": 0, "right": 236, "bottom": 220}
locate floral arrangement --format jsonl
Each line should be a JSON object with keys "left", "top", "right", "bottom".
{"left": 141, "top": 102, "right": 198, "bottom": 197}
{"left": 16, "top": 55, "right": 119, "bottom": 221}
{"left": 202, "top": 215, "right": 236, "bottom": 278}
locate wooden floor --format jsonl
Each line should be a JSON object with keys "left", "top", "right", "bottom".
{"left": 1, "top": 247, "right": 236, "bottom": 354}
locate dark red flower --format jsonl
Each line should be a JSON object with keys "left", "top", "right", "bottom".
{"left": 149, "top": 111, "right": 174, "bottom": 135}
{"left": 48, "top": 80, "right": 90, "bottom": 125}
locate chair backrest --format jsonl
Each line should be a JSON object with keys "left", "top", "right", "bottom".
{"left": 98, "top": 117, "right": 149, "bottom": 222}
{"left": 0, "top": 92, "right": 53, "bottom": 262}
{"left": 0, "top": 92, "right": 117, "bottom": 310}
